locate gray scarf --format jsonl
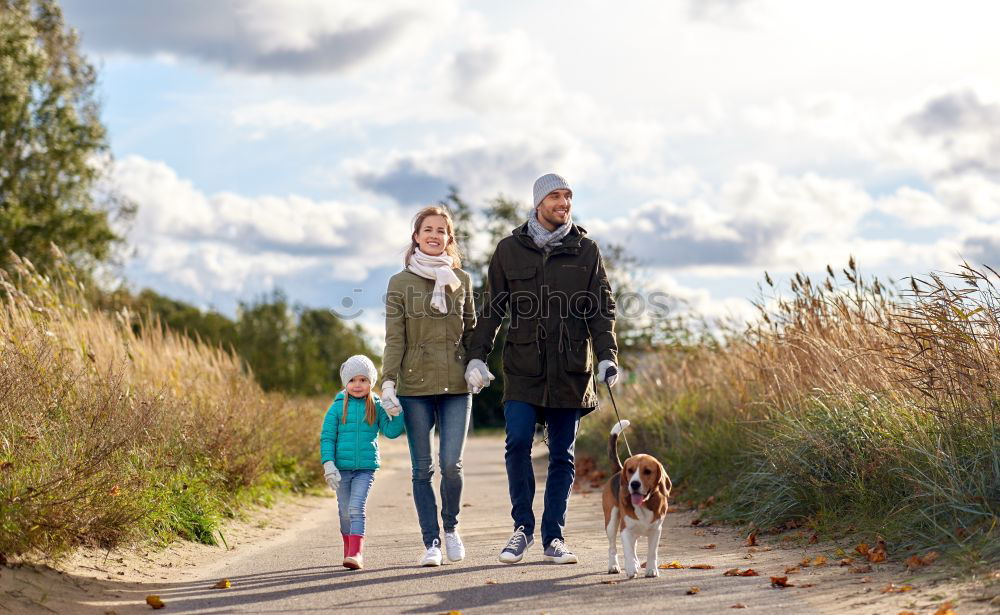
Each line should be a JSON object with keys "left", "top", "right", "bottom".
{"left": 526, "top": 213, "right": 572, "bottom": 252}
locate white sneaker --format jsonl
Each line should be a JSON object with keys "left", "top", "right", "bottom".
{"left": 444, "top": 531, "right": 465, "bottom": 562}
{"left": 419, "top": 539, "right": 442, "bottom": 567}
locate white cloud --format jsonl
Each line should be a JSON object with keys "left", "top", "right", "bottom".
{"left": 115, "top": 155, "right": 411, "bottom": 299}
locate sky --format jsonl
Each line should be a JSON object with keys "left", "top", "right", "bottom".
{"left": 62, "top": 0, "right": 1000, "bottom": 346}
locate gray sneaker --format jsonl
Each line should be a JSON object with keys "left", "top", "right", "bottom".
{"left": 544, "top": 538, "right": 578, "bottom": 564}
{"left": 498, "top": 526, "right": 533, "bottom": 563}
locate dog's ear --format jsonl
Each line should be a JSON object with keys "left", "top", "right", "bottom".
{"left": 657, "top": 462, "right": 672, "bottom": 497}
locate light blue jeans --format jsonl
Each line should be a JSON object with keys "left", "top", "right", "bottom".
{"left": 336, "top": 469, "right": 375, "bottom": 535}
{"left": 400, "top": 393, "right": 472, "bottom": 548}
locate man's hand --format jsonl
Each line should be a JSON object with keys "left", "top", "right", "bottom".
{"left": 381, "top": 381, "right": 402, "bottom": 417}
{"left": 465, "top": 359, "right": 495, "bottom": 394}
{"left": 323, "top": 461, "right": 341, "bottom": 491}
{"left": 597, "top": 360, "right": 619, "bottom": 387}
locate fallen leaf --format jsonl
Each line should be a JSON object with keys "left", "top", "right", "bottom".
{"left": 838, "top": 558, "right": 854, "bottom": 566}
{"left": 861, "top": 577, "right": 871, "bottom": 583}
{"left": 212, "top": 579, "right": 231, "bottom": 589}
{"left": 742, "top": 553, "right": 753, "bottom": 560}
{"left": 730, "top": 605, "right": 747, "bottom": 609}
{"left": 881, "top": 583, "right": 915, "bottom": 593}
{"left": 724, "top": 568, "right": 740, "bottom": 576}
{"left": 868, "top": 537, "right": 888, "bottom": 563}
{"left": 724, "top": 568, "right": 760, "bottom": 576}
{"left": 0, "top": 461, "right": 12, "bottom": 471}
{"left": 849, "top": 564, "right": 873, "bottom": 574}
{"left": 770, "top": 576, "right": 793, "bottom": 588}
{"left": 601, "top": 580, "right": 619, "bottom": 585}
{"left": 800, "top": 557, "right": 812, "bottom": 567}
{"left": 809, "top": 533, "right": 818, "bottom": 544}
{"left": 687, "top": 586, "right": 701, "bottom": 595}
{"left": 145, "top": 595, "right": 165, "bottom": 609}
{"left": 899, "top": 611, "right": 917, "bottom": 615}
{"left": 905, "top": 550, "right": 940, "bottom": 571}
{"left": 691, "top": 518, "right": 702, "bottom": 526}
{"left": 811, "top": 556, "right": 827, "bottom": 567}
{"left": 485, "top": 579, "right": 498, "bottom": 585}
{"left": 933, "top": 602, "right": 955, "bottom": 615}
{"left": 693, "top": 529, "right": 706, "bottom": 536}
{"left": 855, "top": 542, "right": 870, "bottom": 556}
{"left": 746, "top": 530, "right": 758, "bottom": 546}
{"left": 798, "top": 583, "right": 816, "bottom": 588}
{"left": 689, "top": 564, "right": 714, "bottom": 569}
{"left": 784, "top": 566, "right": 800, "bottom": 574}
{"left": 660, "top": 561, "right": 683, "bottom": 569}
{"left": 109, "top": 485, "right": 120, "bottom": 497}
{"left": 834, "top": 547, "right": 847, "bottom": 558}
{"left": 702, "top": 543, "right": 717, "bottom": 549}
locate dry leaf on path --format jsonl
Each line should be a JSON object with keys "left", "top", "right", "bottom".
{"left": 601, "top": 580, "right": 619, "bottom": 585}
{"left": 905, "top": 551, "right": 940, "bottom": 571}
{"left": 881, "top": 583, "right": 914, "bottom": 593}
{"left": 746, "top": 530, "right": 758, "bottom": 546}
{"left": 771, "top": 576, "right": 793, "bottom": 588}
{"left": 694, "top": 529, "right": 706, "bottom": 536}
{"left": 702, "top": 543, "right": 717, "bottom": 549}
{"left": 838, "top": 558, "right": 854, "bottom": 566}
{"left": 485, "top": 579, "right": 498, "bottom": 585}
{"left": 855, "top": 542, "right": 870, "bottom": 556}
{"left": 868, "top": 537, "right": 888, "bottom": 563}
{"left": 730, "top": 604, "right": 747, "bottom": 609}
{"left": 689, "top": 564, "right": 714, "bottom": 569}
{"left": 849, "top": 564, "right": 873, "bottom": 574}
{"left": 933, "top": 602, "right": 955, "bottom": 615}
{"left": 145, "top": 595, "right": 165, "bottom": 609}
{"left": 660, "top": 561, "right": 683, "bottom": 569}
{"left": 723, "top": 568, "right": 759, "bottom": 576}
{"left": 212, "top": 579, "right": 231, "bottom": 589}
{"left": 687, "top": 586, "right": 701, "bottom": 595}
{"left": 784, "top": 566, "right": 799, "bottom": 574}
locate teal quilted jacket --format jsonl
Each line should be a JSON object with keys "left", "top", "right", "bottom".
{"left": 320, "top": 391, "right": 404, "bottom": 470}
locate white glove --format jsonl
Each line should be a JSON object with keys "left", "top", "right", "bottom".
{"left": 381, "top": 381, "right": 402, "bottom": 417}
{"left": 597, "top": 360, "right": 620, "bottom": 387}
{"left": 323, "top": 461, "right": 340, "bottom": 491}
{"left": 465, "top": 359, "right": 495, "bottom": 394}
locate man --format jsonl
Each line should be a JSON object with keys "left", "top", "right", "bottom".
{"left": 465, "top": 172, "right": 619, "bottom": 565}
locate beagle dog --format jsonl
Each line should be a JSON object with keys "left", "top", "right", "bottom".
{"left": 601, "top": 420, "right": 672, "bottom": 579}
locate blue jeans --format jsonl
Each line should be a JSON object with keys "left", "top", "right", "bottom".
{"left": 336, "top": 469, "right": 375, "bottom": 536}
{"left": 504, "top": 401, "right": 581, "bottom": 548}
{"left": 400, "top": 393, "right": 472, "bottom": 548}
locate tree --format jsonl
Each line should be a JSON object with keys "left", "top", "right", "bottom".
{"left": 0, "top": 0, "right": 133, "bottom": 273}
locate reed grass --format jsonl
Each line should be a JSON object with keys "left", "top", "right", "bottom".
{"left": 0, "top": 248, "right": 323, "bottom": 559}
{"left": 580, "top": 259, "right": 1000, "bottom": 565}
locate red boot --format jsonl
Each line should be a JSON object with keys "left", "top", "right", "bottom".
{"left": 341, "top": 534, "right": 349, "bottom": 566}
{"left": 344, "top": 535, "right": 364, "bottom": 570}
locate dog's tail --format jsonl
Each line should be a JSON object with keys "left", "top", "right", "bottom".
{"left": 608, "top": 419, "right": 630, "bottom": 473}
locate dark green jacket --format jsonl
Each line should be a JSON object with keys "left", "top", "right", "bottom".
{"left": 382, "top": 268, "right": 476, "bottom": 396}
{"left": 467, "top": 222, "right": 617, "bottom": 412}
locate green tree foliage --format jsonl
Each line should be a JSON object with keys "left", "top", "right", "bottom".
{"left": 0, "top": 0, "right": 133, "bottom": 273}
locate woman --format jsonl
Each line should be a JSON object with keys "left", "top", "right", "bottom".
{"left": 380, "top": 205, "right": 476, "bottom": 567}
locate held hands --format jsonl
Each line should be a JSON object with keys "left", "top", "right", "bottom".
{"left": 380, "top": 381, "right": 402, "bottom": 417}
{"left": 597, "top": 360, "right": 620, "bottom": 387}
{"left": 323, "top": 461, "right": 341, "bottom": 492}
{"left": 465, "top": 359, "right": 495, "bottom": 394}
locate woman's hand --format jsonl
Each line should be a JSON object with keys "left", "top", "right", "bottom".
{"left": 465, "top": 359, "right": 495, "bottom": 393}
{"left": 323, "top": 461, "right": 340, "bottom": 491}
{"left": 381, "top": 381, "right": 402, "bottom": 417}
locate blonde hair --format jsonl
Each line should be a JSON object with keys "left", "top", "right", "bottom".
{"left": 342, "top": 390, "right": 377, "bottom": 426}
{"left": 406, "top": 205, "right": 462, "bottom": 268}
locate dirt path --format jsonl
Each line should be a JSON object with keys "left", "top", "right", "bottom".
{"left": 2, "top": 435, "right": 996, "bottom": 614}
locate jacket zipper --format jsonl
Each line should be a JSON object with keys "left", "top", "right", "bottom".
{"left": 354, "top": 396, "right": 361, "bottom": 469}
{"left": 540, "top": 249, "right": 550, "bottom": 407}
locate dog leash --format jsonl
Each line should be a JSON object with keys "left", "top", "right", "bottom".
{"left": 603, "top": 366, "right": 633, "bottom": 458}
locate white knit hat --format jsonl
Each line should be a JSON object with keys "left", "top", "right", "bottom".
{"left": 533, "top": 173, "right": 572, "bottom": 208}
{"left": 339, "top": 355, "right": 378, "bottom": 388}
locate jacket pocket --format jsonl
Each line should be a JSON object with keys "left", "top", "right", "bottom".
{"left": 503, "top": 325, "right": 543, "bottom": 377}
{"left": 563, "top": 336, "right": 592, "bottom": 374}
{"left": 506, "top": 266, "right": 537, "bottom": 294}
{"left": 400, "top": 344, "right": 426, "bottom": 385}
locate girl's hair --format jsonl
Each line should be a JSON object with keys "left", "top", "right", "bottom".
{"left": 405, "top": 205, "right": 462, "bottom": 267}
{"left": 342, "top": 389, "right": 377, "bottom": 426}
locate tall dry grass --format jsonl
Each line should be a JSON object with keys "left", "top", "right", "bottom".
{"left": 580, "top": 259, "right": 1000, "bottom": 563}
{"left": 0, "top": 249, "right": 323, "bottom": 560}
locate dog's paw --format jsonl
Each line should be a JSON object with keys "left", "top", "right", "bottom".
{"left": 608, "top": 565, "right": 621, "bottom": 574}
{"left": 645, "top": 567, "right": 659, "bottom": 578}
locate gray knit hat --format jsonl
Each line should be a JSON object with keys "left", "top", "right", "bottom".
{"left": 340, "top": 354, "right": 378, "bottom": 388}
{"left": 533, "top": 173, "right": 572, "bottom": 208}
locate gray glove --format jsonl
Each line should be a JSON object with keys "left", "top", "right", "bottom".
{"left": 465, "top": 359, "right": 495, "bottom": 393}
{"left": 597, "top": 359, "right": 620, "bottom": 387}
{"left": 323, "top": 461, "right": 340, "bottom": 491}
{"left": 380, "top": 381, "right": 401, "bottom": 417}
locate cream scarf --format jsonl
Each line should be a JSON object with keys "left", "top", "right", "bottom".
{"left": 407, "top": 248, "right": 461, "bottom": 313}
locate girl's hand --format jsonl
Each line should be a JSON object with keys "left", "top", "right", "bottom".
{"left": 323, "top": 461, "right": 340, "bottom": 491}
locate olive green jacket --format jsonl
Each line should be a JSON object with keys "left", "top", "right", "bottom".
{"left": 466, "top": 222, "right": 617, "bottom": 412}
{"left": 382, "top": 268, "right": 476, "bottom": 396}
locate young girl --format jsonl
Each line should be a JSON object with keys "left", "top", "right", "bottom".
{"left": 320, "top": 354, "right": 404, "bottom": 570}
